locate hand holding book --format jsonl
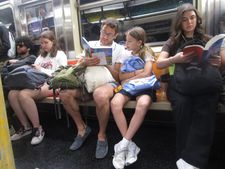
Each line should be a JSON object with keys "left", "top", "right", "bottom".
{"left": 84, "top": 57, "right": 100, "bottom": 66}
{"left": 182, "top": 34, "right": 225, "bottom": 62}
{"left": 207, "top": 55, "right": 221, "bottom": 67}
{"left": 81, "top": 37, "right": 113, "bottom": 65}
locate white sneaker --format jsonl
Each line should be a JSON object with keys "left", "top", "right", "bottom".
{"left": 31, "top": 126, "right": 45, "bottom": 145}
{"left": 125, "top": 141, "right": 140, "bottom": 166}
{"left": 176, "top": 158, "right": 199, "bottom": 169}
{"left": 112, "top": 142, "right": 128, "bottom": 169}
{"left": 11, "top": 127, "right": 32, "bottom": 141}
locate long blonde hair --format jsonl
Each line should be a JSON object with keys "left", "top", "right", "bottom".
{"left": 126, "top": 26, "right": 155, "bottom": 60}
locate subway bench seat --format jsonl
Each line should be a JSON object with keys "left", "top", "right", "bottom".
{"left": 39, "top": 96, "right": 225, "bottom": 113}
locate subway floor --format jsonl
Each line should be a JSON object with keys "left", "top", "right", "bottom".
{"left": 11, "top": 108, "right": 225, "bottom": 169}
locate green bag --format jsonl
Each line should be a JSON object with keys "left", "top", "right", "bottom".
{"left": 48, "top": 63, "right": 86, "bottom": 89}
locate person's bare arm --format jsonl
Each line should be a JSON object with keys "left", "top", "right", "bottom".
{"left": 157, "top": 51, "right": 192, "bottom": 69}
{"left": 120, "top": 61, "right": 152, "bottom": 85}
{"left": 105, "top": 63, "right": 120, "bottom": 82}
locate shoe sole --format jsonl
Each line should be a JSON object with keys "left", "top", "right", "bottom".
{"left": 125, "top": 146, "right": 140, "bottom": 166}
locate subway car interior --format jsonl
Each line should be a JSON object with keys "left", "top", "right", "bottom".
{"left": 1, "top": 0, "right": 225, "bottom": 168}
{"left": 0, "top": 0, "right": 224, "bottom": 55}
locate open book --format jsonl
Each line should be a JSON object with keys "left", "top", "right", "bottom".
{"left": 182, "top": 34, "right": 225, "bottom": 61}
{"left": 81, "top": 37, "right": 112, "bottom": 65}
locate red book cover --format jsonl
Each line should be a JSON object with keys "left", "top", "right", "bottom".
{"left": 182, "top": 34, "right": 225, "bottom": 62}
{"left": 183, "top": 45, "right": 204, "bottom": 61}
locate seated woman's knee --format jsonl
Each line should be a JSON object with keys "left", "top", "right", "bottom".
{"left": 18, "top": 91, "right": 31, "bottom": 102}
{"left": 8, "top": 90, "right": 18, "bottom": 102}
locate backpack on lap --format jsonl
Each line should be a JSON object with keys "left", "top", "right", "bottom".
{"left": 4, "top": 65, "right": 48, "bottom": 90}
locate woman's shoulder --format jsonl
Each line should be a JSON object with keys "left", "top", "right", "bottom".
{"left": 56, "top": 50, "right": 66, "bottom": 54}
{"left": 56, "top": 50, "right": 67, "bottom": 57}
{"left": 161, "top": 37, "right": 176, "bottom": 51}
{"left": 165, "top": 37, "right": 175, "bottom": 45}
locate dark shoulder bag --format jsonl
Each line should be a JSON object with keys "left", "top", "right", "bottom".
{"left": 4, "top": 65, "right": 48, "bottom": 90}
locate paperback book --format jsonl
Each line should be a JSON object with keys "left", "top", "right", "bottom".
{"left": 81, "top": 37, "right": 112, "bottom": 65}
{"left": 182, "top": 34, "right": 225, "bottom": 62}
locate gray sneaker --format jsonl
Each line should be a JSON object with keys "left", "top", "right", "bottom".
{"left": 69, "top": 126, "right": 91, "bottom": 150}
{"left": 95, "top": 139, "right": 108, "bottom": 159}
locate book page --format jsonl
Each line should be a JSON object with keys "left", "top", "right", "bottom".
{"left": 91, "top": 47, "right": 112, "bottom": 65}
{"left": 205, "top": 34, "right": 225, "bottom": 50}
{"left": 81, "top": 37, "right": 91, "bottom": 57}
{"left": 203, "top": 35, "right": 225, "bottom": 61}
{"left": 92, "top": 52, "right": 107, "bottom": 65}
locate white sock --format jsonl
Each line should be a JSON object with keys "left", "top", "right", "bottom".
{"left": 119, "top": 137, "right": 130, "bottom": 148}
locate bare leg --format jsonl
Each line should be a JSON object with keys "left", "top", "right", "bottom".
{"left": 125, "top": 95, "right": 151, "bottom": 140}
{"left": 59, "top": 89, "right": 86, "bottom": 136}
{"left": 111, "top": 93, "right": 130, "bottom": 137}
{"left": 8, "top": 90, "right": 30, "bottom": 128}
{"left": 18, "top": 84, "right": 52, "bottom": 128}
{"left": 93, "top": 84, "right": 114, "bottom": 141}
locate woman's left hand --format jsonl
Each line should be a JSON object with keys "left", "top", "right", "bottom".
{"left": 208, "top": 55, "right": 221, "bottom": 67}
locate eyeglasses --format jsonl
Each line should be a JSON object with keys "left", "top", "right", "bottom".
{"left": 17, "top": 44, "right": 25, "bottom": 48}
{"left": 100, "top": 30, "right": 114, "bottom": 38}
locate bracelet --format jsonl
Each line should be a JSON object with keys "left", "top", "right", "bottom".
{"left": 168, "top": 57, "right": 173, "bottom": 65}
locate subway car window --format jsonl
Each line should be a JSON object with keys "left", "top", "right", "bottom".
{"left": 80, "top": 0, "right": 100, "bottom": 5}
{"left": 128, "top": 0, "right": 193, "bottom": 16}
{"left": 80, "top": 0, "right": 193, "bottom": 45}
{"left": 25, "top": 2, "right": 54, "bottom": 38}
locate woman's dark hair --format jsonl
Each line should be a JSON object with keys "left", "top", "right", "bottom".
{"left": 171, "top": 3, "right": 209, "bottom": 44}
{"left": 39, "top": 30, "right": 58, "bottom": 58}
